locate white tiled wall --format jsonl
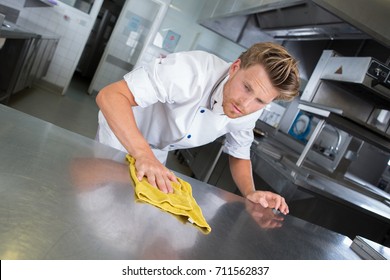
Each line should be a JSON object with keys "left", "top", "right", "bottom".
{"left": 0, "top": 0, "right": 103, "bottom": 94}
{"left": 161, "top": 0, "right": 245, "bottom": 62}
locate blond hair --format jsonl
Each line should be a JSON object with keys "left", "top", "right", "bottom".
{"left": 239, "top": 42, "right": 300, "bottom": 101}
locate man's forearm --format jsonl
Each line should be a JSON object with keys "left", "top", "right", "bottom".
{"left": 96, "top": 80, "right": 153, "bottom": 158}
{"left": 96, "top": 80, "right": 177, "bottom": 193}
{"left": 228, "top": 156, "right": 255, "bottom": 197}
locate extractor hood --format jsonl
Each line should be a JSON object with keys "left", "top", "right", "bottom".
{"left": 252, "top": 0, "right": 369, "bottom": 41}
{"left": 312, "top": 0, "right": 390, "bottom": 48}
{"left": 199, "top": 0, "right": 389, "bottom": 47}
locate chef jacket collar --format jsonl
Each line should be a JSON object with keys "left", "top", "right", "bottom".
{"left": 210, "top": 74, "right": 229, "bottom": 115}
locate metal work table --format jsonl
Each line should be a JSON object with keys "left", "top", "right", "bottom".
{"left": 0, "top": 105, "right": 361, "bottom": 259}
{"left": 252, "top": 138, "right": 390, "bottom": 223}
{"left": 251, "top": 136, "right": 390, "bottom": 247}
{"left": 0, "top": 21, "right": 59, "bottom": 104}
{"left": 0, "top": 20, "right": 40, "bottom": 39}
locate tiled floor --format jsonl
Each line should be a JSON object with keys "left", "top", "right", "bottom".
{"left": 8, "top": 74, "right": 99, "bottom": 139}
{"left": 8, "top": 74, "right": 192, "bottom": 175}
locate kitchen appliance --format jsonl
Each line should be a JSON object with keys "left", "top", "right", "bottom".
{"left": 312, "top": 0, "right": 390, "bottom": 48}
{"left": 301, "top": 50, "right": 390, "bottom": 145}
{"left": 199, "top": 0, "right": 389, "bottom": 49}
{"left": 296, "top": 50, "right": 390, "bottom": 190}
{"left": 320, "top": 56, "right": 390, "bottom": 104}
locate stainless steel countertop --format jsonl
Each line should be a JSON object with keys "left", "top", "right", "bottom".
{"left": 351, "top": 236, "right": 390, "bottom": 259}
{"left": 0, "top": 105, "right": 361, "bottom": 260}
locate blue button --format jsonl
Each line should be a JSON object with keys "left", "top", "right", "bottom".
{"left": 200, "top": 109, "right": 205, "bottom": 113}
{"left": 187, "top": 134, "right": 192, "bottom": 139}
{"left": 170, "top": 144, "right": 174, "bottom": 147}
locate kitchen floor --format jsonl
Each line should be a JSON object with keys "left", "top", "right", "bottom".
{"left": 7, "top": 74, "right": 192, "bottom": 176}
{"left": 8, "top": 73, "right": 99, "bottom": 139}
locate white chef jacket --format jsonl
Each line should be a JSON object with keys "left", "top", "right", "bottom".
{"left": 97, "top": 50, "right": 263, "bottom": 163}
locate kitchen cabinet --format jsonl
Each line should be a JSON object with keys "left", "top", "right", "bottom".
{"left": 12, "top": 37, "right": 41, "bottom": 94}
{"left": 12, "top": 36, "right": 58, "bottom": 96}
{"left": 0, "top": 25, "right": 58, "bottom": 103}
{"left": 199, "top": 0, "right": 260, "bottom": 19}
{"left": 200, "top": 0, "right": 303, "bottom": 19}
{"left": 232, "top": 0, "right": 299, "bottom": 15}
{"left": 0, "top": 38, "right": 28, "bottom": 103}
{"left": 212, "top": 0, "right": 237, "bottom": 18}
{"left": 59, "top": 0, "right": 95, "bottom": 14}
{"left": 29, "top": 37, "right": 58, "bottom": 86}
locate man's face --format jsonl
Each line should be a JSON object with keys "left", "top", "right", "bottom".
{"left": 222, "top": 59, "right": 279, "bottom": 118}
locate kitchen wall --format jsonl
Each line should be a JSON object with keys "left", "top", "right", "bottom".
{"left": 88, "top": 0, "right": 161, "bottom": 95}
{"left": 0, "top": 0, "right": 103, "bottom": 94}
{"left": 2, "top": 0, "right": 248, "bottom": 96}
{"left": 88, "top": 0, "right": 246, "bottom": 95}
{"left": 158, "top": 0, "right": 246, "bottom": 61}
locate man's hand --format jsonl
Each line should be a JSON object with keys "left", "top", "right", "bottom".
{"left": 246, "top": 190, "right": 289, "bottom": 215}
{"left": 134, "top": 154, "right": 178, "bottom": 194}
{"left": 245, "top": 199, "right": 285, "bottom": 229}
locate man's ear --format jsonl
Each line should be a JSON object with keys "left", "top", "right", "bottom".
{"left": 229, "top": 59, "right": 241, "bottom": 75}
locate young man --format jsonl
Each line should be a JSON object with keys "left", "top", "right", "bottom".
{"left": 96, "top": 42, "right": 300, "bottom": 215}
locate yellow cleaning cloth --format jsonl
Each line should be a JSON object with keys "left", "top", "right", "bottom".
{"left": 126, "top": 155, "right": 211, "bottom": 234}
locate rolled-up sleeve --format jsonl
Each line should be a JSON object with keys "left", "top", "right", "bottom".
{"left": 223, "top": 128, "right": 254, "bottom": 160}
{"left": 123, "top": 65, "right": 161, "bottom": 108}
{"left": 123, "top": 52, "right": 207, "bottom": 108}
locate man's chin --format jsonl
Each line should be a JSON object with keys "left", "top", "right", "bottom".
{"left": 224, "top": 111, "right": 242, "bottom": 119}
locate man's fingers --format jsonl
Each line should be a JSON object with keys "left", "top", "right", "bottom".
{"left": 167, "top": 171, "right": 178, "bottom": 183}
{"left": 164, "top": 177, "right": 174, "bottom": 193}
{"left": 259, "top": 197, "right": 269, "bottom": 208}
{"left": 272, "top": 197, "right": 282, "bottom": 212}
{"left": 247, "top": 191, "right": 289, "bottom": 215}
{"left": 137, "top": 170, "right": 145, "bottom": 181}
{"left": 155, "top": 176, "right": 174, "bottom": 194}
{"left": 146, "top": 175, "right": 157, "bottom": 188}
{"left": 279, "top": 203, "right": 289, "bottom": 215}
{"left": 135, "top": 160, "right": 176, "bottom": 194}
{"left": 274, "top": 196, "right": 288, "bottom": 215}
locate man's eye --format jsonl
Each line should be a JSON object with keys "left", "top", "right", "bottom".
{"left": 257, "top": 99, "right": 266, "bottom": 104}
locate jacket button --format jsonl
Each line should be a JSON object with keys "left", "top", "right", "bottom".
{"left": 187, "top": 134, "right": 192, "bottom": 139}
{"left": 200, "top": 109, "right": 205, "bottom": 113}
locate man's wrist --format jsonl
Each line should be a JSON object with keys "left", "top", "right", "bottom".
{"left": 242, "top": 188, "right": 255, "bottom": 198}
